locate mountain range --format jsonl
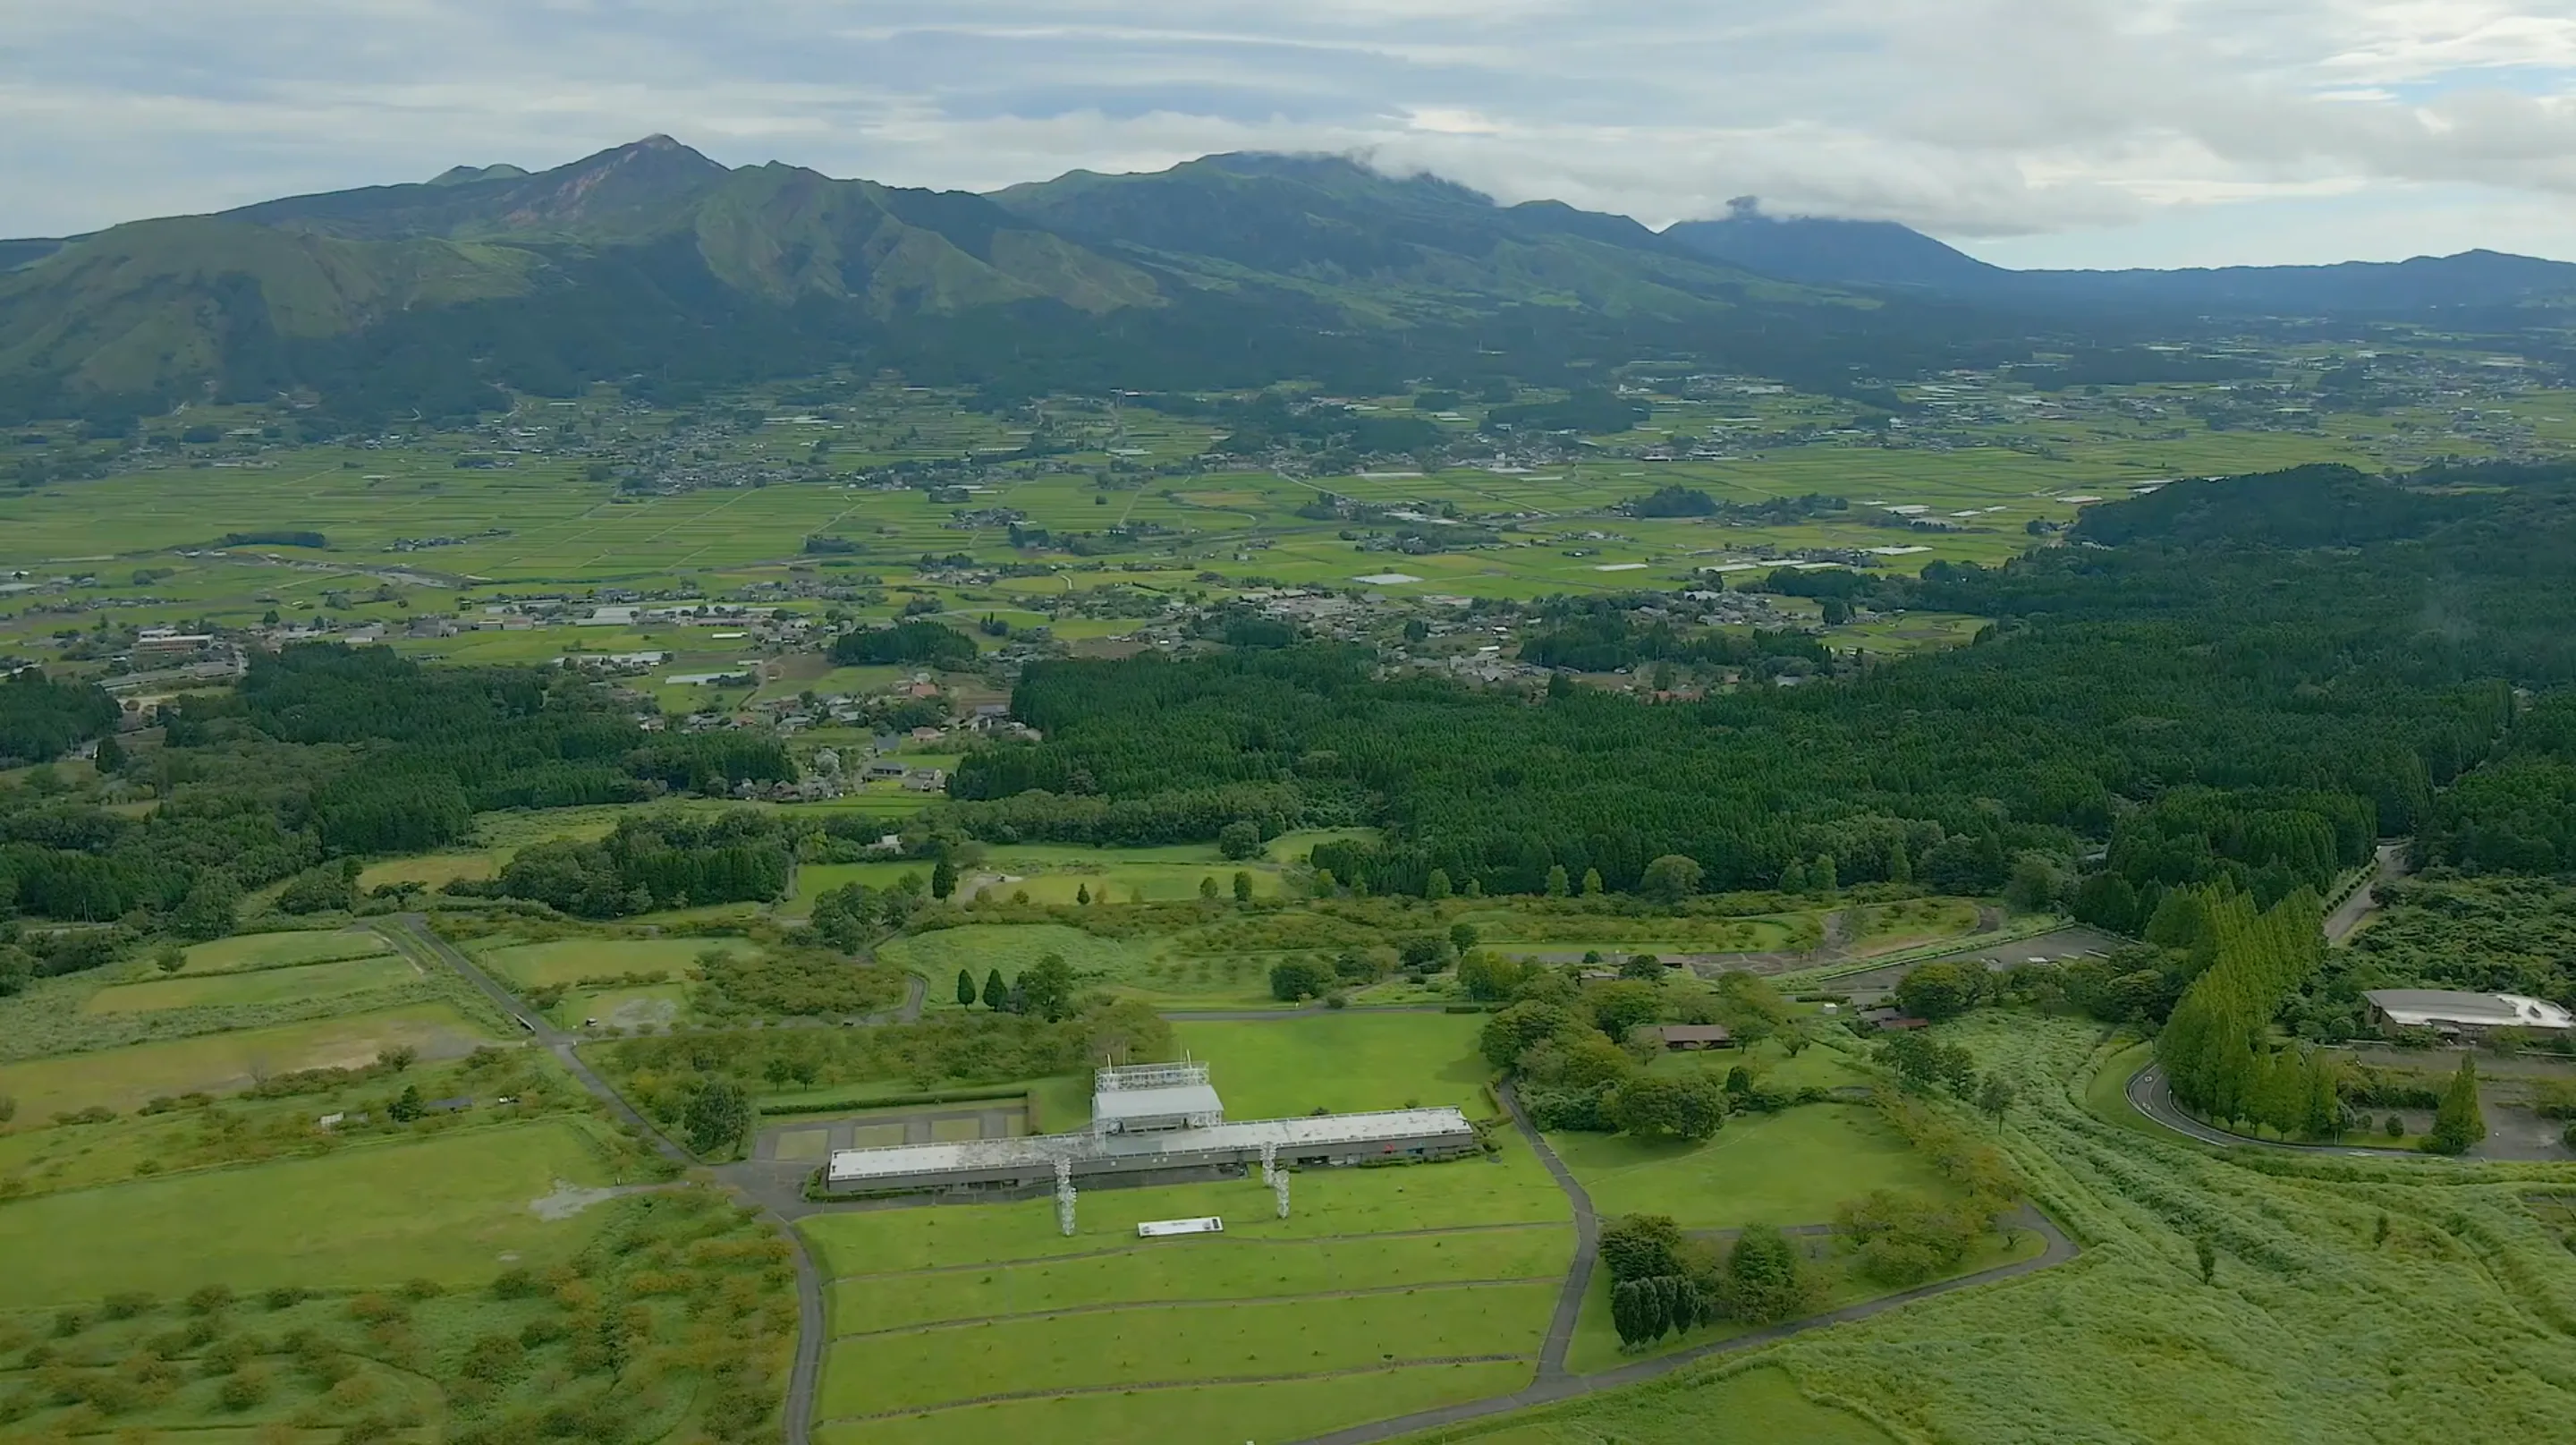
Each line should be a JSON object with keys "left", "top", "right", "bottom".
{"left": 1665, "top": 200, "right": 2576, "bottom": 315}
{"left": 3, "top": 137, "right": 2570, "bottom": 424}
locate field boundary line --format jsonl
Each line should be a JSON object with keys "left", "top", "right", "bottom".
{"left": 819, "top": 1220, "right": 1572, "bottom": 1281}
{"left": 830, "top": 1276, "right": 1565, "bottom": 1339}
{"left": 813, "top": 1356, "right": 1534, "bottom": 1423}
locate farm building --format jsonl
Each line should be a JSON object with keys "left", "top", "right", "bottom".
{"left": 821, "top": 1062, "right": 1477, "bottom": 1195}
{"left": 2363, "top": 990, "right": 2576, "bottom": 1041}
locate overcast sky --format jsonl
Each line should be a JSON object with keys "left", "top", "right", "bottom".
{"left": 9, "top": 0, "right": 2576, "bottom": 267}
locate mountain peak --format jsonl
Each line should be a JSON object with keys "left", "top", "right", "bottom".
{"left": 428, "top": 163, "right": 530, "bottom": 188}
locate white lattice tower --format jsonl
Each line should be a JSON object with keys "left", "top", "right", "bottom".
{"left": 1273, "top": 1164, "right": 1291, "bottom": 1220}
{"left": 1259, "top": 1141, "right": 1278, "bottom": 1186}
{"left": 1054, "top": 1157, "right": 1076, "bottom": 1237}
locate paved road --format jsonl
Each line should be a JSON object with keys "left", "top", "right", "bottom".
{"left": 2124, "top": 1060, "right": 2419, "bottom": 1160}
{"left": 2324, "top": 842, "right": 2410, "bottom": 947}
{"left": 375, "top": 914, "right": 827, "bottom": 1445}
{"left": 1497, "top": 1082, "right": 1597, "bottom": 1381}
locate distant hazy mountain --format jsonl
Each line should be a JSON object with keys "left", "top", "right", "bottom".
{"left": 1665, "top": 202, "right": 2576, "bottom": 314}
{"left": 992, "top": 153, "right": 1792, "bottom": 323}
{"left": 1664, "top": 200, "right": 2007, "bottom": 293}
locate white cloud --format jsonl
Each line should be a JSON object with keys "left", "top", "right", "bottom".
{"left": 5, "top": 0, "right": 2576, "bottom": 263}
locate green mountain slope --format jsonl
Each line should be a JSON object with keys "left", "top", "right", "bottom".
{"left": 0, "top": 138, "right": 1928, "bottom": 423}
{"left": 990, "top": 153, "right": 1822, "bottom": 322}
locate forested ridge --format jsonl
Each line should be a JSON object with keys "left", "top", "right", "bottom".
{"left": 954, "top": 463, "right": 2576, "bottom": 910}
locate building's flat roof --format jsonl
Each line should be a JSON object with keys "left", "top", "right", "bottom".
{"left": 1093, "top": 1083, "right": 1224, "bottom": 1123}
{"left": 826, "top": 1107, "right": 1473, "bottom": 1186}
{"left": 2365, "top": 989, "right": 2576, "bottom": 1030}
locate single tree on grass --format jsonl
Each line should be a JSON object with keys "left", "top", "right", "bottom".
{"left": 685, "top": 1080, "right": 751, "bottom": 1156}
{"left": 982, "top": 968, "right": 1008, "bottom": 1011}
{"left": 930, "top": 857, "right": 958, "bottom": 900}
{"left": 2425, "top": 1055, "right": 2487, "bottom": 1155}
{"left": 1233, "top": 871, "right": 1254, "bottom": 904}
{"left": 1978, "top": 1072, "right": 2018, "bottom": 1129}
{"left": 1020, "top": 952, "right": 1076, "bottom": 1022}
{"left": 1721, "top": 1223, "right": 1812, "bottom": 1322}
{"left": 954, "top": 968, "right": 977, "bottom": 1007}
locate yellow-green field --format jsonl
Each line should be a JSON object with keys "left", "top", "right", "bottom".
{"left": 82, "top": 953, "right": 422, "bottom": 1014}
{"left": 0, "top": 1118, "right": 623, "bottom": 1306}
{"left": 0, "top": 1002, "right": 502, "bottom": 1117}
{"left": 174, "top": 929, "right": 395, "bottom": 974}
{"left": 470, "top": 935, "right": 756, "bottom": 989}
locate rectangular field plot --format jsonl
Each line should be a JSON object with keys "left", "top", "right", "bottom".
{"left": 83, "top": 953, "right": 419, "bottom": 1014}
{"left": 470, "top": 936, "right": 754, "bottom": 988}
{"left": 0, "top": 1002, "right": 502, "bottom": 1117}
{"left": 803, "top": 1142, "right": 1568, "bottom": 1275}
{"left": 175, "top": 929, "right": 394, "bottom": 974}
{"left": 818, "top": 1285, "right": 1554, "bottom": 1418}
{"left": 1171, "top": 1013, "right": 1492, "bottom": 1119}
{"left": 831, "top": 1224, "right": 1572, "bottom": 1332}
{"left": 1549, "top": 1102, "right": 1953, "bottom": 1229}
{"left": 0, "top": 1118, "right": 622, "bottom": 1307}
{"left": 815, "top": 1362, "right": 1534, "bottom": 1445}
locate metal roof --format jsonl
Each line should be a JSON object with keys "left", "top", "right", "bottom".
{"left": 2365, "top": 990, "right": 2576, "bottom": 1030}
{"left": 826, "top": 1107, "right": 1474, "bottom": 1186}
{"left": 1093, "top": 1083, "right": 1224, "bottom": 1124}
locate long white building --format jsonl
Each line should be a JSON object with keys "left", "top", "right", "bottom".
{"left": 822, "top": 1062, "right": 1479, "bottom": 1195}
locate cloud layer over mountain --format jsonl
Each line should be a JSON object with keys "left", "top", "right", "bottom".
{"left": 11, "top": 0, "right": 2576, "bottom": 264}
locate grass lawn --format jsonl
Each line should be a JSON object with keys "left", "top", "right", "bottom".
{"left": 1549, "top": 1103, "right": 1954, "bottom": 1229}
{"left": 805, "top": 1130, "right": 1569, "bottom": 1436}
{"left": 1027, "top": 1073, "right": 1091, "bottom": 1133}
{"left": 1173, "top": 1012, "right": 1493, "bottom": 1118}
{"left": 82, "top": 953, "right": 422, "bottom": 1014}
{"left": 832, "top": 1225, "right": 1572, "bottom": 1332}
{"left": 356, "top": 850, "right": 504, "bottom": 891}
{"left": 1644, "top": 1037, "right": 1871, "bottom": 1093}
{"left": 0, "top": 1118, "right": 623, "bottom": 1306}
{"left": 1561, "top": 1226, "right": 2050, "bottom": 1373}
{"left": 790, "top": 861, "right": 929, "bottom": 914}
{"left": 175, "top": 929, "right": 394, "bottom": 974}
{"left": 814, "top": 1362, "right": 1533, "bottom": 1445}
{"left": 878, "top": 924, "right": 1151, "bottom": 1007}
{"left": 0, "top": 1002, "right": 502, "bottom": 1118}
{"left": 818, "top": 1284, "right": 1555, "bottom": 1416}
{"left": 1460, "top": 1364, "right": 1895, "bottom": 1444}
{"left": 471, "top": 936, "right": 754, "bottom": 989}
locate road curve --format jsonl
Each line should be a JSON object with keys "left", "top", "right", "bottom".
{"left": 2124, "top": 1060, "right": 2419, "bottom": 1160}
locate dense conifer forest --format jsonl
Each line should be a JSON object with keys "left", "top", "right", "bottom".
{"left": 954, "top": 463, "right": 2576, "bottom": 914}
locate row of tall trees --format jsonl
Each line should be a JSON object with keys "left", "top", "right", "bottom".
{"left": 2154, "top": 885, "right": 2335, "bottom": 1134}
